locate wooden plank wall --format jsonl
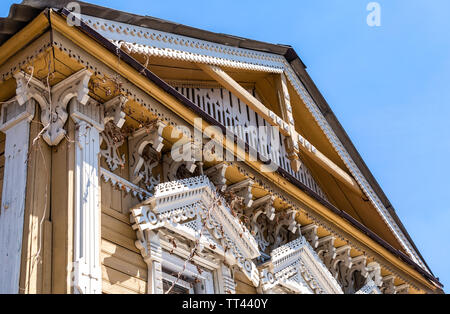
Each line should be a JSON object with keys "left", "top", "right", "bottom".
{"left": 100, "top": 142, "right": 148, "bottom": 294}
{"left": 234, "top": 270, "right": 258, "bottom": 294}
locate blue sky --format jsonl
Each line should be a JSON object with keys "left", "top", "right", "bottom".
{"left": 2, "top": 1, "right": 449, "bottom": 292}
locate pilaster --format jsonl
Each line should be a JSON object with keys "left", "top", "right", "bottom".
{"left": 0, "top": 98, "right": 35, "bottom": 293}
{"left": 70, "top": 97, "right": 104, "bottom": 294}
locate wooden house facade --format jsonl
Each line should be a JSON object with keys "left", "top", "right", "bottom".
{"left": 0, "top": 0, "right": 443, "bottom": 294}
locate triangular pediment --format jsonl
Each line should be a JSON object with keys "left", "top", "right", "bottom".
{"left": 131, "top": 175, "right": 261, "bottom": 286}
{"left": 260, "top": 237, "right": 343, "bottom": 294}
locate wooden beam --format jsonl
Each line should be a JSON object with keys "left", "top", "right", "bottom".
{"left": 197, "top": 63, "right": 283, "bottom": 131}
{"left": 198, "top": 63, "right": 362, "bottom": 196}
{"left": 296, "top": 136, "right": 362, "bottom": 196}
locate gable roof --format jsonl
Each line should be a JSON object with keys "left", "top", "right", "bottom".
{"left": 0, "top": 0, "right": 442, "bottom": 289}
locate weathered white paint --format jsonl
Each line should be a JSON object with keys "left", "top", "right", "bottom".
{"left": 0, "top": 99, "right": 34, "bottom": 294}
{"left": 72, "top": 118, "right": 102, "bottom": 294}
{"left": 260, "top": 236, "right": 343, "bottom": 294}
{"left": 69, "top": 95, "right": 104, "bottom": 294}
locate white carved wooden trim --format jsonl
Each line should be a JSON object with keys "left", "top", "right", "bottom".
{"left": 259, "top": 237, "right": 343, "bottom": 294}
{"left": 204, "top": 163, "right": 229, "bottom": 192}
{"left": 100, "top": 167, "right": 152, "bottom": 200}
{"left": 130, "top": 176, "right": 261, "bottom": 289}
{"left": 0, "top": 98, "right": 35, "bottom": 294}
{"left": 162, "top": 151, "right": 198, "bottom": 182}
{"left": 135, "top": 230, "right": 163, "bottom": 294}
{"left": 227, "top": 178, "right": 254, "bottom": 208}
{"left": 70, "top": 95, "right": 104, "bottom": 294}
{"left": 301, "top": 224, "right": 319, "bottom": 249}
{"left": 395, "top": 283, "right": 410, "bottom": 294}
{"left": 217, "top": 264, "right": 236, "bottom": 294}
{"left": 103, "top": 95, "right": 127, "bottom": 128}
{"left": 316, "top": 235, "right": 336, "bottom": 267}
{"left": 100, "top": 122, "right": 126, "bottom": 172}
{"left": 355, "top": 279, "right": 381, "bottom": 294}
{"left": 331, "top": 245, "right": 353, "bottom": 279}
{"left": 381, "top": 275, "right": 396, "bottom": 294}
{"left": 129, "top": 122, "right": 165, "bottom": 190}
{"left": 16, "top": 69, "right": 93, "bottom": 146}
{"left": 81, "top": 15, "right": 285, "bottom": 73}
{"left": 251, "top": 194, "right": 275, "bottom": 221}
{"left": 366, "top": 261, "right": 383, "bottom": 287}
{"left": 174, "top": 86, "right": 328, "bottom": 199}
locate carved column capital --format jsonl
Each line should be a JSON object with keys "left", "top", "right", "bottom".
{"left": 14, "top": 69, "right": 93, "bottom": 146}
{"left": 104, "top": 95, "right": 127, "bottom": 128}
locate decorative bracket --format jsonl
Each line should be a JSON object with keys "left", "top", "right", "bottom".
{"left": 129, "top": 121, "right": 165, "bottom": 189}
{"left": 104, "top": 95, "right": 127, "bottom": 128}
{"left": 130, "top": 176, "right": 261, "bottom": 289}
{"left": 366, "top": 262, "right": 383, "bottom": 287}
{"left": 381, "top": 275, "right": 396, "bottom": 294}
{"left": 251, "top": 194, "right": 275, "bottom": 221}
{"left": 227, "top": 178, "right": 254, "bottom": 208}
{"left": 204, "top": 163, "right": 229, "bottom": 192}
{"left": 15, "top": 69, "right": 93, "bottom": 146}
{"left": 301, "top": 224, "right": 319, "bottom": 249}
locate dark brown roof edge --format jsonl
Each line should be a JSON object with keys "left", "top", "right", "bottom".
{"left": 53, "top": 7, "right": 442, "bottom": 290}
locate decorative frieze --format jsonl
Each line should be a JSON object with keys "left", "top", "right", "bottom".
{"left": 100, "top": 167, "right": 152, "bottom": 201}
